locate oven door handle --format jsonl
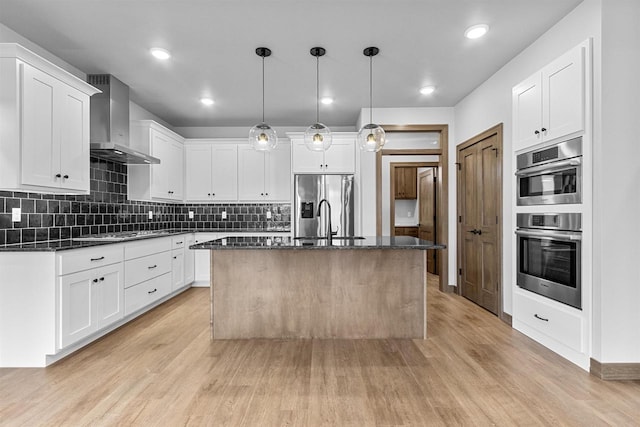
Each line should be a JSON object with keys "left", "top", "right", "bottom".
{"left": 515, "top": 157, "right": 582, "bottom": 176}
{"left": 515, "top": 229, "right": 582, "bottom": 241}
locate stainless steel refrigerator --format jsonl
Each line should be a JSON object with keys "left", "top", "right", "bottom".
{"left": 294, "top": 174, "right": 354, "bottom": 238}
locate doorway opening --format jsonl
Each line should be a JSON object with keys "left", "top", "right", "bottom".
{"left": 375, "top": 124, "right": 450, "bottom": 292}
{"left": 456, "top": 123, "right": 504, "bottom": 319}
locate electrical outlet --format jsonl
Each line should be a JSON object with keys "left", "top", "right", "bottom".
{"left": 12, "top": 207, "right": 21, "bottom": 222}
{"left": 188, "top": 211, "right": 194, "bottom": 219}
{"left": 221, "top": 211, "right": 227, "bottom": 220}
{"left": 266, "top": 210, "right": 272, "bottom": 219}
{"left": 148, "top": 211, "right": 153, "bottom": 220}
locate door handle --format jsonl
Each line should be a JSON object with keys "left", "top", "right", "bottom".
{"left": 467, "top": 229, "right": 482, "bottom": 235}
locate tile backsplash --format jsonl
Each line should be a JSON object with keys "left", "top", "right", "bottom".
{"left": 0, "top": 157, "right": 290, "bottom": 245}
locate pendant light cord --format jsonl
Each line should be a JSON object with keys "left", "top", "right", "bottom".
{"left": 316, "top": 55, "right": 320, "bottom": 124}
{"left": 262, "top": 55, "right": 265, "bottom": 124}
{"left": 369, "top": 55, "right": 373, "bottom": 124}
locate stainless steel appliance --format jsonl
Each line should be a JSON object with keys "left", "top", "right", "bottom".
{"left": 294, "top": 174, "right": 354, "bottom": 238}
{"left": 516, "top": 137, "right": 582, "bottom": 206}
{"left": 86, "top": 74, "right": 160, "bottom": 165}
{"left": 515, "top": 213, "right": 582, "bottom": 309}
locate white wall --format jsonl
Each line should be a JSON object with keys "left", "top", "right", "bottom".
{"left": 594, "top": 0, "right": 640, "bottom": 363}
{"left": 130, "top": 101, "right": 175, "bottom": 131}
{"left": 453, "top": 0, "right": 601, "bottom": 316}
{"left": 357, "top": 107, "right": 456, "bottom": 285}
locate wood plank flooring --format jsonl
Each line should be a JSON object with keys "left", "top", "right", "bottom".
{"left": 1, "top": 275, "right": 639, "bottom": 426}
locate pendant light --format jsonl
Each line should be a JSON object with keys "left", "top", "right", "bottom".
{"left": 249, "top": 47, "right": 278, "bottom": 151}
{"left": 357, "top": 47, "right": 386, "bottom": 152}
{"left": 304, "top": 47, "right": 332, "bottom": 152}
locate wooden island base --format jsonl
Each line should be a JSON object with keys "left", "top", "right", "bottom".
{"left": 210, "top": 249, "right": 426, "bottom": 339}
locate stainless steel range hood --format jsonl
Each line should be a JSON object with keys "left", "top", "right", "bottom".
{"left": 87, "top": 74, "right": 160, "bottom": 164}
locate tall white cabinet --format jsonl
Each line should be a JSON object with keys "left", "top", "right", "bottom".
{"left": 0, "top": 43, "right": 99, "bottom": 194}
{"left": 184, "top": 141, "right": 238, "bottom": 202}
{"left": 511, "top": 39, "right": 592, "bottom": 370}
{"left": 512, "top": 44, "right": 585, "bottom": 151}
{"left": 129, "top": 120, "right": 184, "bottom": 202}
{"left": 238, "top": 143, "right": 291, "bottom": 201}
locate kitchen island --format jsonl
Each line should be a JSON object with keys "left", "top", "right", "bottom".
{"left": 190, "top": 236, "right": 444, "bottom": 339}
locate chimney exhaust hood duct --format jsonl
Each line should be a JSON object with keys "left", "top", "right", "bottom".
{"left": 87, "top": 74, "right": 160, "bottom": 165}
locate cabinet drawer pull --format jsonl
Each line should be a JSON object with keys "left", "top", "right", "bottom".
{"left": 148, "top": 288, "right": 157, "bottom": 294}
{"left": 176, "top": 241, "right": 183, "bottom": 245}
{"left": 534, "top": 314, "right": 549, "bottom": 322}
{"left": 148, "top": 264, "right": 158, "bottom": 269}
{"left": 90, "top": 256, "right": 105, "bottom": 261}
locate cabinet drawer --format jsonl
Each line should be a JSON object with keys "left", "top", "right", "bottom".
{"left": 395, "top": 227, "right": 419, "bottom": 237}
{"left": 58, "top": 244, "right": 124, "bottom": 275}
{"left": 172, "top": 234, "right": 188, "bottom": 250}
{"left": 124, "top": 273, "right": 172, "bottom": 316}
{"left": 514, "top": 291, "right": 583, "bottom": 352}
{"left": 124, "top": 236, "right": 172, "bottom": 260}
{"left": 124, "top": 251, "right": 171, "bottom": 288}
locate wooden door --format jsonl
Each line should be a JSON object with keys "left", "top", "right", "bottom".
{"left": 418, "top": 169, "right": 436, "bottom": 274}
{"left": 457, "top": 131, "right": 501, "bottom": 314}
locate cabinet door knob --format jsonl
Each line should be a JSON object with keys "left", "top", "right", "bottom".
{"left": 93, "top": 278, "right": 99, "bottom": 283}
{"left": 534, "top": 130, "right": 540, "bottom": 135}
{"left": 63, "top": 174, "right": 69, "bottom": 179}
{"left": 212, "top": 193, "right": 215, "bottom": 196}
{"left": 265, "top": 193, "right": 269, "bottom": 196}
{"left": 173, "top": 256, "right": 177, "bottom": 259}
{"left": 55, "top": 174, "right": 62, "bottom": 178}
{"left": 541, "top": 127, "right": 547, "bottom": 132}
{"left": 207, "top": 193, "right": 211, "bottom": 196}
{"left": 100, "top": 277, "right": 105, "bottom": 281}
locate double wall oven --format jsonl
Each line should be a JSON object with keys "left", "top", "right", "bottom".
{"left": 515, "top": 137, "right": 583, "bottom": 309}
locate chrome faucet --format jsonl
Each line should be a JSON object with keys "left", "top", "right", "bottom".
{"left": 317, "top": 199, "right": 333, "bottom": 244}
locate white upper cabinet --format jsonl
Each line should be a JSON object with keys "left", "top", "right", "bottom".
{"left": 513, "top": 42, "right": 585, "bottom": 151}
{"left": 238, "top": 143, "right": 291, "bottom": 201}
{"left": 128, "top": 120, "right": 184, "bottom": 202}
{"left": 184, "top": 141, "right": 238, "bottom": 202}
{"left": 289, "top": 132, "right": 356, "bottom": 173}
{"left": 0, "top": 44, "right": 99, "bottom": 194}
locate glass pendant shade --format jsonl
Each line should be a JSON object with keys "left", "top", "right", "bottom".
{"left": 358, "top": 46, "right": 384, "bottom": 152}
{"left": 304, "top": 122, "right": 332, "bottom": 151}
{"left": 249, "top": 47, "right": 277, "bottom": 151}
{"left": 357, "top": 123, "right": 386, "bottom": 152}
{"left": 249, "top": 122, "right": 278, "bottom": 151}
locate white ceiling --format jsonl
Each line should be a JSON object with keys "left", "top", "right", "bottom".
{"left": 0, "top": 0, "right": 582, "bottom": 128}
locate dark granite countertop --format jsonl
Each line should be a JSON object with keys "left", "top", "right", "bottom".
{"left": 0, "top": 228, "right": 291, "bottom": 252}
{"left": 190, "top": 236, "right": 445, "bottom": 250}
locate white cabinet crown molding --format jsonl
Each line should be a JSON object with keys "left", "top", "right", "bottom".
{"left": 0, "top": 43, "right": 100, "bottom": 96}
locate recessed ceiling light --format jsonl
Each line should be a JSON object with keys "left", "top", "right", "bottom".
{"left": 200, "top": 97, "right": 214, "bottom": 106}
{"left": 150, "top": 47, "right": 171, "bottom": 60}
{"left": 464, "top": 24, "right": 489, "bottom": 39}
{"left": 320, "top": 97, "right": 334, "bottom": 105}
{"left": 419, "top": 86, "right": 436, "bottom": 95}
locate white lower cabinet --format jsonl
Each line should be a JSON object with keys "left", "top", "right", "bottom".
{"left": 185, "top": 234, "right": 195, "bottom": 285}
{"left": 193, "top": 233, "right": 218, "bottom": 287}
{"left": 59, "top": 261, "right": 124, "bottom": 348}
{"left": 124, "top": 273, "right": 172, "bottom": 316}
{"left": 513, "top": 290, "right": 587, "bottom": 367}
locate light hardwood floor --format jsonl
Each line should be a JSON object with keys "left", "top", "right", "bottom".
{"left": 1, "top": 275, "right": 639, "bottom": 426}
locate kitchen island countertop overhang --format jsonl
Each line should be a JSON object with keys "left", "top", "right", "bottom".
{"left": 192, "top": 236, "right": 444, "bottom": 340}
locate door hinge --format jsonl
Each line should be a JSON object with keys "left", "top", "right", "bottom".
{"left": 458, "top": 268, "right": 462, "bottom": 276}
{"left": 458, "top": 215, "right": 462, "bottom": 223}
{"left": 433, "top": 176, "right": 437, "bottom": 183}
{"left": 496, "top": 215, "right": 499, "bottom": 225}
{"left": 455, "top": 162, "right": 461, "bottom": 171}
{"left": 492, "top": 147, "right": 499, "bottom": 157}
